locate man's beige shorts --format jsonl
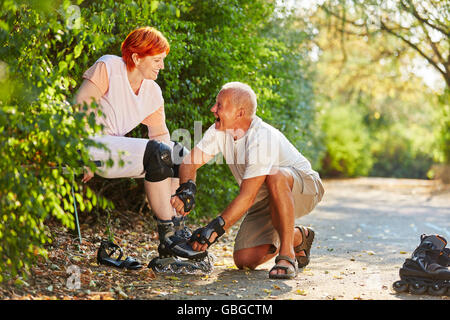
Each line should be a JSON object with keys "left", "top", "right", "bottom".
{"left": 233, "top": 168, "right": 324, "bottom": 252}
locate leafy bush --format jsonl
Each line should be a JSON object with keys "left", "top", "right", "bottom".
{"left": 0, "top": 0, "right": 316, "bottom": 279}
{"left": 0, "top": 0, "right": 110, "bottom": 281}
{"left": 319, "top": 104, "right": 373, "bottom": 177}
{"left": 433, "top": 90, "right": 450, "bottom": 164}
{"left": 370, "top": 130, "right": 434, "bottom": 179}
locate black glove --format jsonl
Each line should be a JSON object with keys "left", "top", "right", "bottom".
{"left": 173, "top": 180, "right": 197, "bottom": 212}
{"left": 190, "top": 216, "right": 226, "bottom": 248}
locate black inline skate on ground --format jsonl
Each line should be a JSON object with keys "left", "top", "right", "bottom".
{"left": 148, "top": 217, "right": 215, "bottom": 274}
{"left": 393, "top": 234, "right": 450, "bottom": 296}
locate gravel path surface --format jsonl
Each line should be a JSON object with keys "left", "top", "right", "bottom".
{"left": 194, "top": 178, "right": 450, "bottom": 300}
{"left": 2, "top": 178, "right": 449, "bottom": 301}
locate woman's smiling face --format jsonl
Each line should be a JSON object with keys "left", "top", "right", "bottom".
{"left": 135, "top": 51, "right": 166, "bottom": 80}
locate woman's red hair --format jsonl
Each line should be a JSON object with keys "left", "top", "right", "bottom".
{"left": 121, "top": 27, "right": 170, "bottom": 71}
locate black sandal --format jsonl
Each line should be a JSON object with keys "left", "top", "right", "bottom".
{"left": 269, "top": 255, "right": 298, "bottom": 280}
{"left": 97, "top": 240, "right": 143, "bottom": 270}
{"left": 294, "top": 226, "right": 315, "bottom": 268}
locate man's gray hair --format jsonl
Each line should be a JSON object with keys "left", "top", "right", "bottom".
{"left": 220, "top": 82, "right": 257, "bottom": 117}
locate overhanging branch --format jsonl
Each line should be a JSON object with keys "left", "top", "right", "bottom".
{"left": 379, "top": 20, "right": 448, "bottom": 84}
{"left": 400, "top": 0, "right": 450, "bottom": 38}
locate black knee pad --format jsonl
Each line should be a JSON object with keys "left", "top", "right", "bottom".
{"left": 143, "top": 140, "right": 174, "bottom": 182}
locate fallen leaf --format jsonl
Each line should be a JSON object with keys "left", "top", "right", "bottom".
{"left": 296, "top": 289, "right": 307, "bottom": 296}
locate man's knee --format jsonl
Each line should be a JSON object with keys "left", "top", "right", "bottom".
{"left": 234, "top": 254, "right": 258, "bottom": 270}
{"left": 265, "top": 169, "right": 294, "bottom": 191}
{"left": 233, "top": 244, "right": 277, "bottom": 270}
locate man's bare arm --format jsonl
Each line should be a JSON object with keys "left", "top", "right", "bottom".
{"left": 171, "top": 146, "right": 215, "bottom": 215}
{"left": 220, "top": 175, "right": 266, "bottom": 229}
{"left": 178, "top": 146, "right": 214, "bottom": 182}
{"left": 191, "top": 174, "right": 267, "bottom": 251}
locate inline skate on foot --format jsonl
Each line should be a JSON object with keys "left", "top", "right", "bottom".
{"left": 148, "top": 218, "right": 214, "bottom": 274}
{"left": 148, "top": 254, "right": 215, "bottom": 274}
{"left": 172, "top": 215, "right": 193, "bottom": 240}
{"left": 393, "top": 234, "right": 450, "bottom": 296}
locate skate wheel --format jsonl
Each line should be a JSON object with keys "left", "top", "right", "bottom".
{"left": 185, "top": 264, "right": 200, "bottom": 274}
{"left": 154, "top": 264, "right": 170, "bottom": 273}
{"left": 427, "top": 284, "right": 447, "bottom": 296}
{"left": 171, "top": 264, "right": 186, "bottom": 274}
{"left": 409, "top": 282, "right": 427, "bottom": 295}
{"left": 392, "top": 280, "right": 408, "bottom": 293}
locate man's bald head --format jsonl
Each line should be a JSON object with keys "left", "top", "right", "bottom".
{"left": 219, "top": 82, "right": 257, "bottom": 119}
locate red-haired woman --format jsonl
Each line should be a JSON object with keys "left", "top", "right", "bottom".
{"left": 75, "top": 27, "right": 204, "bottom": 269}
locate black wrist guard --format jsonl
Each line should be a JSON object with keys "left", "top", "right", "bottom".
{"left": 190, "top": 216, "right": 225, "bottom": 248}
{"left": 174, "top": 180, "right": 197, "bottom": 212}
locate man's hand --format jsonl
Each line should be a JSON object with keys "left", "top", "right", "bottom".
{"left": 191, "top": 232, "right": 218, "bottom": 251}
{"left": 172, "top": 146, "right": 214, "bottom": 215}
{"left": 81, "top": 166, "right": 94, "bottom": 183}
{"left": 190, "top": 216, "right": 225, "bottom": 251}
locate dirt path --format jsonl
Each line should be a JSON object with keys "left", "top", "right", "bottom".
{"left": 158, "top": 178, "right": 450, "bottom": 301}
{"left": 2, "top": 178, "right": 449, "bottom": 301}
{"left": 276, "top": 178, "right": 450, "bottom": 300}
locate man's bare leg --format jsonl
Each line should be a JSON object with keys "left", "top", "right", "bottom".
{"left": 265, "top": 170, "right": 296, "bottom": 275}
{"left": 233, "top": 169, "right": 307, "bottom": 273}
{"left": 233, "top": 231, "right": 306, "bottom": 272}
{"left": 233, "top": 244, "right": 276, "bottom": 270}
{"left": 266, "top": 169, "right": 310, "bottom": 276}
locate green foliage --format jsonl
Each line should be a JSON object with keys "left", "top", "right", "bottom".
{"left": 0, "top": 0, "right": 316, "bottom": 279}
{"left": 433, "top": 90, "right": 450, "bottom": 164}
{"left": 319, "top": 105, "right": 372, "bottom": 177}
{"left": 308, "top": 4, "right": 444, "bottom": 178}
{"left": 370, "top": 124, "right": 434, "bottom": 178}
{"left": 259, "top": 10, "right": 321, "bottom": 167}
{"left": 0, "top": 0, "right": 113, "bottom": 281}
{"left": 73, "top": 0, "right": 315, "bottom": 220}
